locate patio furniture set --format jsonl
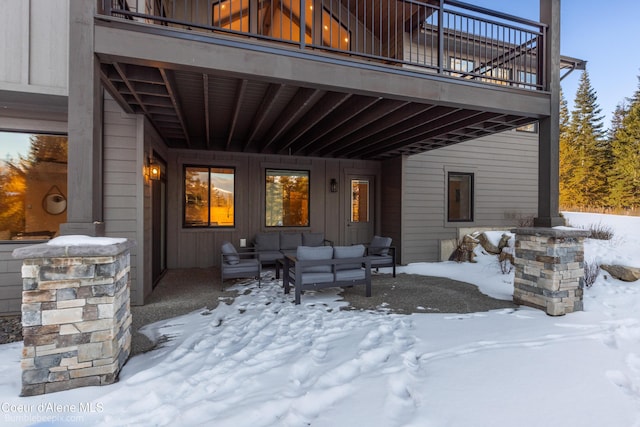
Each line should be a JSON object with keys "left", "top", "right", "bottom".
{"left": 220, "top": 232, "right": 395, "bottom": 304}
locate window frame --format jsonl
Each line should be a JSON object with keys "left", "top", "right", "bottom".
{"left": 182, "top": 165, "right": 236, "bottom": 229}
{"left": 264, "top": 168, "right": 310, "bottom": 228}
{"left": 447, "top": 171, "right": 475, "bottom": 223}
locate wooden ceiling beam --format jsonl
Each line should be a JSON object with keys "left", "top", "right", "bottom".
{"left": 159, "top": 68, "right": 191, "bottom": 148}
{"left": 244, "top": 83, "right": 285, "bottom": 151}
{"left": 260, "top": 87, "right": 325, "bottom": 152}
{"left": 226, "top": 79, "right": 248, "bottom": 150}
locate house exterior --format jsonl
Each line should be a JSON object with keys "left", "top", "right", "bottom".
{"left": 0, "top": 0, "right": 571, "bottom": 314}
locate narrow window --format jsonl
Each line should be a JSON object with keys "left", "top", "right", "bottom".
{"left": 351, "top": 179, "right": 369, "bottom": 222}
{"left": 184, "top": 166, "right": 235, "bottom": 227}
{"left": 0, "top": 131, "right": 68, "bottom": 240}
{"left": 265, "top": 169, "right": 309, "bottom": 227}
{"left": 448, "top": 172, "right": 474, "bottom": 222}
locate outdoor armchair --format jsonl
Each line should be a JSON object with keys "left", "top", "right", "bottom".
{"left": 220, "top": 241, "right": 261, "bottom": 290}
{"left": 365, "top": 235, "right": 396, "bottom": 277}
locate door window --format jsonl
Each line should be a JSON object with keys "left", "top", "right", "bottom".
{"left": 350, "top": 179, "right": 369, "bottom": 222}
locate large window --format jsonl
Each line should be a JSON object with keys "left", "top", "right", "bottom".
{"left": 448, "top": 172, "right": 474, "bottom": 222}
{"left": 0, "top": 131, "right": 68, "bottom": 240}
{"left": 265, "top": 169, "right": 309, "bottom": 227}
{"left": 184, "top": 166, "right": 235, "bottom": 227}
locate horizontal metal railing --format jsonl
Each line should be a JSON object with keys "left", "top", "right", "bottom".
{"left": 99, "top": 0, "right": 545, "bottom": 90}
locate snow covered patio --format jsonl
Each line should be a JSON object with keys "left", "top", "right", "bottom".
{"left": 130, "top": 268, "right": 517, "bottom": 355}
{"left": 1, "top": 212, "right": 640, "bottom": 426}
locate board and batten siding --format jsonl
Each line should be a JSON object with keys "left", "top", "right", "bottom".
{"left": 165, "top": 150, "right": 380, "bottom": 270}
{"left": 401, "top": 129, "right": 539, "bottom": 263}
{"left": 0, "top": 0, "right": 68, "bottom": 95}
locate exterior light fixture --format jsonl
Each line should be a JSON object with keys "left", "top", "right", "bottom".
{"left": 330, "top": 178, "right": 337, "bottom": 193}
{"left": 146, "top": 156, "right": 161, "bottom": 181}
{"left": 149, "top": 160, "right": 161, "bottom": 181}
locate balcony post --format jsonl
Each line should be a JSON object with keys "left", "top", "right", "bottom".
{"left": 534, "top": 0, "right": 563, "bottom": 227}
{"left": 300, "top": 0, "right": 306, "bottom": 49}
{"left": 438, "top": 0, "right": 445, "bottom": 74}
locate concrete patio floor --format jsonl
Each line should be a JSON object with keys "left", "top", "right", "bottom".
{"left": 130, "top": 267, "right": 517, "bottom": 355}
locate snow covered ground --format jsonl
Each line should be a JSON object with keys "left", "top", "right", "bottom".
{"left": 1, "top": 212, "right": 640, "bottom": 426}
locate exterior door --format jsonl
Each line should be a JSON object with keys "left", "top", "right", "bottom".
{"left": 152, "top": 166, "right": 167, "bottom": 287}
{"left": 345, "top": 175, "right": 374, "bottom": 245}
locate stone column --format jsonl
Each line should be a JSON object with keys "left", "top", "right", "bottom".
{"left": 12, "top": 237, "right": 135, "bottom": 396}
{"left": 513, "top": 227, "right": 590, "bottom": 316}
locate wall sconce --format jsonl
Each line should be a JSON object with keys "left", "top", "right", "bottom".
{"left": 330, "top": 178, "right": 337, "bottom": 193}
{"left": 146, "top": 156, "right": 161, "bottom": 181}
{"left": 149, "top": 161, "right": 161, "bottom": 181}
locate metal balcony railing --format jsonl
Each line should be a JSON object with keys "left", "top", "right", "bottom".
{"left": 99, "top": 0, "right": 546, "bottom": 90}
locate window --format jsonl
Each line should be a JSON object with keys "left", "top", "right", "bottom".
{"left": 212, "top": 0, "right": 250, "bottom": 32}
{"left": 184, "top": 166, "right": 235, "bottom": 227}
{"left": 351, "top": 179, "right": 369, "bottom": 222}
{"left": 265, "top": 169, "right": 309, "bottom": 227}
{"left": 480, "top": 67, "right": 511, "bottom": 85}
{"left": 450, "top": 57, "right": 475, "bottom": 75}
{"left": 448, "top": 172, "right": 474, "bottom": 222}
{"left": 0, "top": 131, "right": 68, "bottom": 240}
{"left": 518, "top": 71, "right": 537, "bottom": 90}
{"left": 516, "top": 122, "right": 538, "bottom": 133}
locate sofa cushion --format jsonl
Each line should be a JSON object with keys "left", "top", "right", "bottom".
{"left": 296, "top": 245, "right": 333, "bottom": 273}
{"left": 369, "top": 236, "right": 392, "bottom": 256}
{"left": 223, "top": 259, "right": 260, "bottom": 273}
{"left": 335, "top": 269, "right": 366, "bottom": 281}
{"left": 334, "top": 245, "right": 365, "bottom": 270}
{"left": 302, "top": 232, "right": 325, "bottom": 247}
{"left": 334, "top": 244, "right": 365, "bottom": 258}
{"left": 299, "top": 272, "right": 335, "bottom": 285}
{"left": 221, "top": 241, "right": 240, "bottom": 265}
{"left": 280, "top": 232, "right": 303, "bottom": 250}
{"left": 256, "top": 233, "right": 280, "bottom": 251}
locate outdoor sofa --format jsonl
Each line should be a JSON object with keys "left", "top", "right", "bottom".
{"left": 253, "top": 231, "right": 332, "bottom": 267}
{"left": 283, "top": 245, "right": 372, "bottom": 304}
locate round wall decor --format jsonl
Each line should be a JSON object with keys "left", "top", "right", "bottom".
{"left": 42, "top": 185, "right": 67, "bottom": 215}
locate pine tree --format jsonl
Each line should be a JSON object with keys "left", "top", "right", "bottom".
{"left": 565, "top": 70, "right": 607, "bottom": 209}
{"left": 559, "top": 89, "right": 579, "bottom": 209}
{"left": 608, "top": 76, "right": 640, "bottom": 210}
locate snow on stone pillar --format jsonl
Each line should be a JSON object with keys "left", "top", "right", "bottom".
{"left": 512, "top": 227, "right": 590, "bottom": 316}
{"left": 12, "top": 236, "right": 135, "bottom": 396}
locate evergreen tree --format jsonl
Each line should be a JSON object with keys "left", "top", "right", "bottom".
{"left": 608, "top": 76, "right": 640, "bottom": 210}
{"left": 559, "top": 89, "right": 579, "bottom": 209}
{"left": 565, "top": 70, "right": 607, "bottom": 208}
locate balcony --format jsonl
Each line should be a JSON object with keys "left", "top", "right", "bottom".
{"left": 95, "top": 0, "right": 553, "bottom": 159}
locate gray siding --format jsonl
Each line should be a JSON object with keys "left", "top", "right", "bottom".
{"left": 401, "top": 129, "right": 539, "bottom": 263}
{"left": 102, "top": 97, "right": 142, "bottom": 304}
{"left": 0, "top": 244, "right": 30, "bottom": 314}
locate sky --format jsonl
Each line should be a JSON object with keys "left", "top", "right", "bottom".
{"left": 0, "top": 132, "right": 30, "bottom": 164}
{"left": 1, "top": 212, "right": 639, "bottom": 426}
{"left": 473, "top": 0, "right": 640, "bottom": 128}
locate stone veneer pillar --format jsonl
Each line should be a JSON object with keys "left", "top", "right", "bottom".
{"left": 12, "top": 237, "right": 135, "bottom": 396}
{"left": 512, "top": 228, "right": 590, "bottom": 316}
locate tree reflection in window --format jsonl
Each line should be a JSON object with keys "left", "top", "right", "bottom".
{"left": 265, "top": 169, "right": 309, "bottom": 227}
{"left": 184, "top": 166, "right": 235, "bottom": 227}
{"left": 0, "top": 132, "right": 67, "bottom": 240}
